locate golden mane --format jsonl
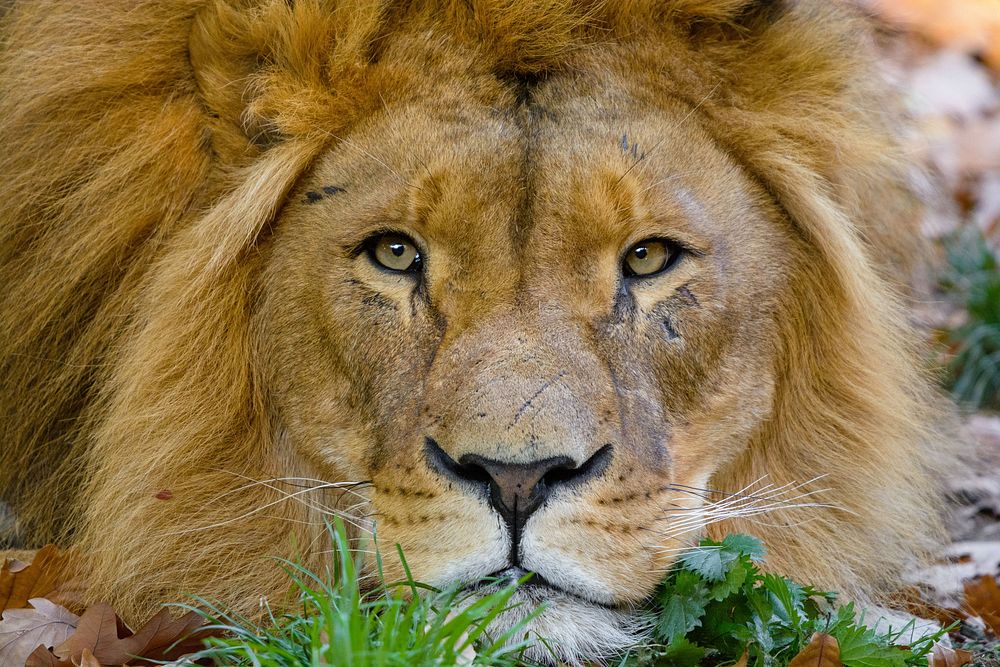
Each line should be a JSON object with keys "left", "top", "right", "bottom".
{"left": 1, "top": 0, "right": 949, "bottom": 621}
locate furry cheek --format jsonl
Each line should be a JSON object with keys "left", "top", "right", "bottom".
{"left": 371, "top": 481, "right": 509, "bottom": 588}
{"left": 519, "top": 497, "right": 666, "bottom": 605}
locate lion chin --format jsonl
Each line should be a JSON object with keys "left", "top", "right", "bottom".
{"left": 464, "top": 571, "right": 649, "bottom": 665}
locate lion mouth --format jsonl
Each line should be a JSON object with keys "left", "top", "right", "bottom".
{"left": 465, "top": 567, "right": 649, "bottom": 664}
{"left": 480, "top": 566, "right": 621, "bottom": 610}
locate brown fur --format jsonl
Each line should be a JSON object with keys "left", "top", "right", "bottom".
{"left": 0, "top": 0, "right": 950, "bottom": 653}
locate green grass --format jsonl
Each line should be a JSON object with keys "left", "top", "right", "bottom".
{"left": 942, "top": 227, "right": 1000, "bottom": 409}
{"left": 179, "top": 522, "right": 544, "bottom": 666}
{"left": 173, "top": 525, "right": 948, "bottom": 667}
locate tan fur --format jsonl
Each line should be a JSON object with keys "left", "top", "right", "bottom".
{"left": 0, "top": 0, "right": 951, "bottom": 657}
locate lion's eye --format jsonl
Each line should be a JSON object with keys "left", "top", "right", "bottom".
{"left": 368, "top": 234, "right": 423, "bottom": 273}
{"left": 623, "top": 239, "right": 680, "bottom": 277}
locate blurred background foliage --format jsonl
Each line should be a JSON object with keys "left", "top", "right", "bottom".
{"left": 826, "top": 3, "right": 1000, "bottom": 647}
{"left": 859, "top": 0, "right": 1000, "bottom": 410}
{"left": 943, "top": 229, "right": 1000, "bottom": 410}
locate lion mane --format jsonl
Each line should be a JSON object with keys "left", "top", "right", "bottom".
{"left": 1, "top": 0, "right": 950, "bottom": 638}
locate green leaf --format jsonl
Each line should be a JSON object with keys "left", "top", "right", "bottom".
{"left": 680, "top": 545, "right": 736, "bottom": 582}
{"left": 750, "top": 612, "right": 776, "bottom": 658}
{"left": 762, "top": 574, "right": 806, "bottom": 629}
{"left": 722, "top": 534, "right": 768, "bottom": 561}
{"left": 745, "top": 586, "right": 775, "bottom": 625}
{"left": 697, "top": 597, "right": 755, "bottom": 654}
{"left": 656, "top": 571, "right": 710, "bottom": 641}
{"left": 680, "top": 534, "right": 766, "bottom": 583}
{"left": 659, "top": 636, "right": 708, "bottom": 667}
{"left": 834, "top": 624, "right": 911, "bottom": 667}
{"left": 709, "top": 555, "right": 751, "bottom": 601}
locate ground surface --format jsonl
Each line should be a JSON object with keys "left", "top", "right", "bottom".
{"left": 861, "top": 0, "right": 1000, "bottom": 662}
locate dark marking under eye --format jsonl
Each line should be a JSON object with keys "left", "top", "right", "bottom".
{"left": 362, "top": 293, "right": 397, "bottom": 311}
{"left": 304, "top": 185, "right": 347, "bottom": 204}
{"left": 678, "top": 284, "right": 699, "bottom": 307}
{"left": 663, "top": 318, "right": 679, "bottom": 340}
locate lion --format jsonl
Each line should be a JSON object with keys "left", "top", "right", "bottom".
{"left": 0, "top": 0, "right": 953, "bottom": 663}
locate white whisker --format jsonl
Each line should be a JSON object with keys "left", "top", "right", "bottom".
{"left": 166, "top": 483, "right": 375, "bottom": 536}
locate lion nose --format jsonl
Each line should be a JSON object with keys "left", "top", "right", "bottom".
{"left": 425, "top": 438, "right": 614, "bottom": 524}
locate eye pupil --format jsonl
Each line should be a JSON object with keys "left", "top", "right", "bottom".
{"left": 368, "top": 233, "right": 423, "bottom": 273}
{"left": 623, "top": 239, "right": 680, "bottom": 277}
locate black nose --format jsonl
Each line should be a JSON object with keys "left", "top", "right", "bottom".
{"left": 425, "top": 438, "right": 613, "bottom": 525}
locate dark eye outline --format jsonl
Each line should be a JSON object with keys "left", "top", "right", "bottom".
{"left": 364, "top": 232, "right": 424, "bottom": 274}
{"left": 621, "top": 238, "right": 684, "bottom": 279}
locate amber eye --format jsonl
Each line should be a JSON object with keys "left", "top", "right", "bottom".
{"left": 367, "top": 233, "right": 423, "bottom": 273}
{"left": 623, "top": 238, "right": 681, "bottom": 278}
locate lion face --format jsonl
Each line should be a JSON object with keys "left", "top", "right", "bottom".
{"left": 259, "top": 59, "right": 794, "bottom": 660}
{"left": 0, "top": 1, "right": 953, "bottom": 662}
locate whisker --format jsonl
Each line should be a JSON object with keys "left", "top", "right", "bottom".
{"left": 744, "top": 515, "right": 826, "bottom": 529}
{"left": 644, "top": 542, "right": 722, "bottom": 554}
{"left": 208, "top": 470, "right": 374, "bottom": 521}
{"left": 166, "top": 484, "right": 375, "bottom": 536}
{"left": 208, "top": 470, "right": 372, "bottom": 501}
{"left": 661, "top": 479, "right": 833, "bottom": 526}
{"left": 649, "top": 479, "right": 844, "bottom": 541}
{"left": 688, "top": 485, "right": 835, "bottom": 519}
{"left": 668, "top": 475, "right": 774, "bottom": 502}
{"left": 669, "top": 474, "right": 831, "bottom": 503}
{"left": 660, "top": 495, "right": 837, "bottom": 531}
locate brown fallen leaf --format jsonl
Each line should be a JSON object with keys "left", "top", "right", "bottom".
{"left": 1, "top": 545, "right": 82, "bottom": 613}
{"left": 727, "top": 648, "right": 749, "bottom": 667}
{"left": 53, "top": 603, "right": 212, "bottom": 666}
{"left": 24, "top": 644, "right": 64, "bottom": 667}
{"left": 80, "top": 648, "right": 103, "bottom": 667}
{"left": 894, "top": 586, "right": 964, "bottom": 627}
{"left": 788, "top": 632, "right": 842, "bottom": 667}
{"left": 930, "top": 643, "right": 974, "bottom": 667}
{"left": 31, "top": 646, "right": 107, "bottom": 667}
{"left": 105, "top": 608, "right": 208, "bottom": 664}
{"left": 964, "top": 575, "right": 1000, "bottom": 635}
{"left": 0, "top": 598, "right": 80, "bottom": 667}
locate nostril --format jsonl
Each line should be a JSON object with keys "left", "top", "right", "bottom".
{"left": 426, "top": 437, "right": 614, "bottom": 495}
{"left": 425, "top": 437, "right": 492, "bottom": 485}
{"left": 542, "top": 444, "right": 614, "bottom": 487}
{"left": 456, "top": 460, "right": 492, "bottom": 484}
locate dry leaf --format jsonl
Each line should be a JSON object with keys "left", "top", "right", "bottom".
{"left": 1, "top": 545, "right": 81, "bottom": 613}
{"left": 109, "top": 608, "right": 209, "bottom": 664}
{"left": 53, "top": 603, "right": 212, "bottom": 666}
{"left": 0, "top": 598, "right": 80, "bottom": 667}
{"left": 79, "top": 647, "right": 103, "bottom": 667}
{"left": 25, "top": 645, "right": 65, "bottom": 667}
{"left": 53, "top": 604, "right": 127, "bottom": 664}
{"left": 788, "top": 632, "right": 843, "bottom": 667}
{"left": 929, "top": 643, "right": 974, "bottom": 667}
{"left": 895, "top": 586, "right": 964, "bottom": 627}
{"left": 728, "top": 648, "right": 749, "bottom": 667}
{"left": 964, "top": 575, "right": 1000, "bottom": 635}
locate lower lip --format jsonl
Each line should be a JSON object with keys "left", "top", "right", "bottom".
{"left": 482, "top": 568, "right": 619, "bottom": 609}
{"left": 486, "top": 567, "right": 552, "bottom": 588}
